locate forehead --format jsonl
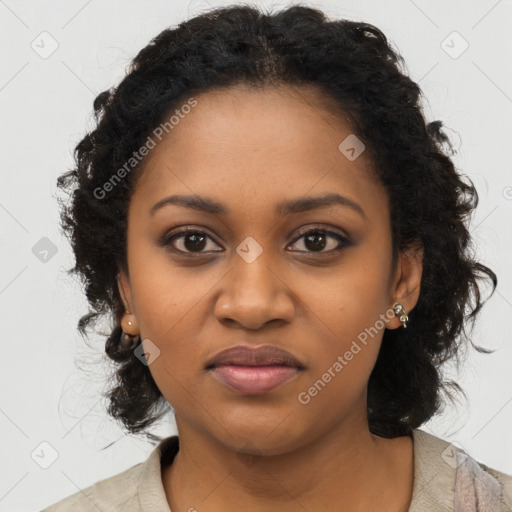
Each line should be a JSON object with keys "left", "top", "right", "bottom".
{"left": 130, "top": 83, "right": 387, "bottom": 221}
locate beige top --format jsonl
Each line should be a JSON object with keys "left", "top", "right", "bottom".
{"left": 41, "top": 429, "right": 512, "bottom": 511}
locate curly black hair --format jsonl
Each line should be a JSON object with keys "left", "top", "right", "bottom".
{"left": 56, "top": 3, "right": 497, "bottom": 442}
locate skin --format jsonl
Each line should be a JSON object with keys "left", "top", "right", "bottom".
{"left": 117, "top": 83, "right": 423, "bottom": 511}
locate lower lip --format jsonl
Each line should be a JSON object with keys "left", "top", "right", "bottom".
{"left": 209, "top": 365, "right": 300, "bottom": 394}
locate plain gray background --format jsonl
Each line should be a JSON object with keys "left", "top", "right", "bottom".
{"left": 1, "top": 0, "right": 511, "bottom": 510}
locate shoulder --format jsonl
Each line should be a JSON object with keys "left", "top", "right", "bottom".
{"left": 410, "top": 429, "right": 512, "bottom": 512}
{"left": 40, "top": 436, "right": 179, "bottom": 512}
{"left": 40, "top": 462, "right": 144, "bottom": 511}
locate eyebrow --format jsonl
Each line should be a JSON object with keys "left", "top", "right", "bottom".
{"left": 150, "top": 192, "right": 367, "bottom": 220}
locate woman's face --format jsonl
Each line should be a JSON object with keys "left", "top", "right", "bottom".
{"left": 118, "top": 84, "right": 423, "bottom": 454}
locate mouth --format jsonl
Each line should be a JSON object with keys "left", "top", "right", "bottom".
{"left": 205, "top": 345, "right": 305, "bottom": 395}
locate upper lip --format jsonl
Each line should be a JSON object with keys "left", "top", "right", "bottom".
{"left": 205, "top": 345, "right": 305, "bottom": 369}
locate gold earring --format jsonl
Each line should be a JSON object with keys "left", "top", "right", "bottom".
{"left": 393, "top": 302, "right": 409, "bottom": 329}
{"left": 120, "top": 311, "right": 139, "bottom": 349}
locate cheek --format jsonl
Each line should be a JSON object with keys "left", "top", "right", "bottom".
{"left": 294, "top": 250, "right": 391, "bottom": 407}
{"left": 298, "top": 302, "right": 385, "bottom": 412}
{"left": 304, "top": 246, "right": 392, "bottom": 345}
{"left": 294, "top": 293, "right": 386, "bottom": 438}
{"left": 127, "top": 238, "right": 214, "bottom": 338}
{"left": 126, "top": 252, "right": 212, "bottom": 404}
{"left": 137, "top": 320, "right": 208, "bottom": 421}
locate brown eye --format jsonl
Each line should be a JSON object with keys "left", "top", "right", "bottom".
{"left": 288, "top": 227, "right": 351, "bottom": 255}
{"left": 161, "top": 228, "right": 223, "bottom": 254}
{"left": 181, "top": 232, "right": 207, "bottom": 252}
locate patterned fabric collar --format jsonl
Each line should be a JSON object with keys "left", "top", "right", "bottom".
{"left": 409, "top": 429, "right": 510, "bottom": 512}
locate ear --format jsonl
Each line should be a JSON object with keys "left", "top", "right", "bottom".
{"left": 117, "top": 269, "right": 134, "bottom": 313}
{"left": 387, "top": 243, "right": 423, "bottom": 330}
{"left": 117, "top": 269, "right": 140, "bottom": 335}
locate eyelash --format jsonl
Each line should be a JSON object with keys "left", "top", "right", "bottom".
{"left": 159, "top": 225, "right": 351, "bottom": 257}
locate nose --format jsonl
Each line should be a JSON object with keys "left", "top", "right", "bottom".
{"left": 213, "top": 252, "right": 295, "bottom": 330}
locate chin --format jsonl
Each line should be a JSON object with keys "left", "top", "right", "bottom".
{"left": 207, "top": 409, "right": 315, "bottom": 456}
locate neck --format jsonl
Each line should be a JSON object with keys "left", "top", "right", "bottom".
{"left": 162, "top": 413, "right": 414, "bottom": 511}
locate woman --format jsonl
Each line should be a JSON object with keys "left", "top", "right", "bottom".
{"left": 42, "top": 4, "right": 512, "bottom": 511}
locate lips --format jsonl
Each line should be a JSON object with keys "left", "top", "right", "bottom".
{"left": 205, "top": 345, "right": 305, "bottom": 394}
{"left": 205, "top": 345, "right": 304, "bottom": 369}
